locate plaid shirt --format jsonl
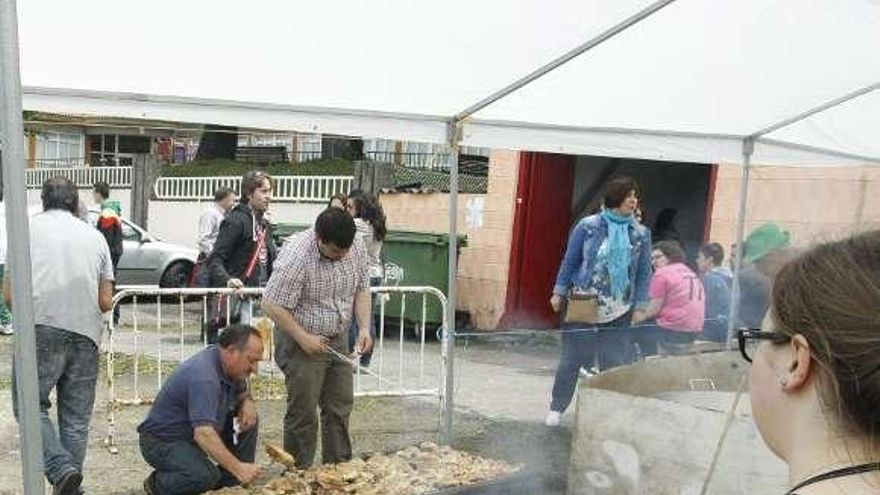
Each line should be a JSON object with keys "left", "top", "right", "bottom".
{"left": 264, "top": 228, "right": 369, "bottom": 337}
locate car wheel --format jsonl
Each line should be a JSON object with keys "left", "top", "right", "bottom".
{"left": 160, "top": 261, "right": 193, "bottom": 288}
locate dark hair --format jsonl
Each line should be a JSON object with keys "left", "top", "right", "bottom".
{"left": 42, "top": 177, "right": 79, "bottom": 214}
{"left": 771, "top": 230, "right": 880, "bottom": 441}
{"left": 218, "top": 323, "right": 261, "bottom": 351}
{"left": 603, "top": 176, "right": 640, "bottom": 209}
{"left": 655, "top": 208, "right": 677, "bottom": 230}
{"left": 328, "top": 193, "right": 347, "bottom": 209}
{"left": 315, "top": 207, "right": 356, "bottom": 249}
{"left": 700, "top": 242, "right": 725, "bottom": 266}
{"left": 214, "top": 187, "right": 235, "bottom": 203}
{"left": 347, "top": 189, "right": 387, "bottom": 241}
{"left": 240, "top": 171, "right": 271, "bottom": 202}
{"left": 93, "top": 181, "right": 111, "bottom": 201}
{"left": 653, "top": 240, "right": 687, "bottom": 264}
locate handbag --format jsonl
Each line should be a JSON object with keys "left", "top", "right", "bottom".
{"left": 563, "top": 289, "right": 599, "bottom": 324}
{"left": 204, "top": 226, "right": 268, "bottom": 342}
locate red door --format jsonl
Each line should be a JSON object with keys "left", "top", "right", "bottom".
{"left": 499, "top": 152, "right": 575, "bottom": 329}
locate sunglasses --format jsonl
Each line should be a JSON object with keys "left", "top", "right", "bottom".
{"left": 736, "top": 328, "right": 791, "bottom": 362}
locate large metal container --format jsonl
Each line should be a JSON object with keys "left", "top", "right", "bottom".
{"left": 569, "top": 352, "right": 788, "bottom": 495}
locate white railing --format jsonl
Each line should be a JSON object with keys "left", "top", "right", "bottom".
{"left": 153, "top": 175, "right": 353, "bottom": 202}
{"left": 25, "top": 166, "right": 132, "bottom": 188}
{"left": 102, "top": 285, "right": 449, "bottom": 451}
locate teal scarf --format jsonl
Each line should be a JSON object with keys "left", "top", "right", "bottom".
{"left": 601, "top": 209, "right": 633, "bottom": 299}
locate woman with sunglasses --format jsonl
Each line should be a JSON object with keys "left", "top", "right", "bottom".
{"left": 344, "top": 189, "right": 387, "bottom": 367}
{"left": 737, "top": 230, "right": 880, "bottom": 495}
{"left": 632, "top": 240, "right": 705, "bottom": 356}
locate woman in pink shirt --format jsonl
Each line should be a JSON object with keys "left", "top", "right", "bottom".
{"left": 633, "top": 240, "right": 705, "bottom": 356}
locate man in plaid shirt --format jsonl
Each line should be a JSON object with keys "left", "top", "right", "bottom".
{"left": 263, "top": 208, "right": 373, "bottom": 468}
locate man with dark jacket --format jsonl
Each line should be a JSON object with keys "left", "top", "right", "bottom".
{"left": 205, "top": 171, "right": 277, "bottom": 343}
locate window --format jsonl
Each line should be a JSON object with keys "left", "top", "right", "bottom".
{"left": 36, "top": 131, "right": 84, "bottom": 168}
{"left": 88, "top": 134, "right": 151, "bottom": 166}
{"left": 297, "top": 133, "right": 322, "bottom": 161}
{"left": 121, "top": 220, "right": 141, "bottom": 242}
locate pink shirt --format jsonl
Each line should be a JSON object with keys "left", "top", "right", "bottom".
{"left": 649, "top": 263, "right": 705, "bottom": 332}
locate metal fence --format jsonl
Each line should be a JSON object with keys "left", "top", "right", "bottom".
{"left": 31, "top": 158, "right": 88, "bottom": 169}
{"left": 365, "top": 151, "right": 452, "bottom": 171}
{"left": 102, "top": 285, "right": 449, "bottom": 451}
{"left": 25, "top": 166, "right": 132, "bottom": 188}
{"left": 153, "top": 175, "right": 353, "bottom": 202}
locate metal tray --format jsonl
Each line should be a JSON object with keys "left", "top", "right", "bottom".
{"left": 430, "top": 468, "right": 543, "bottom": 495}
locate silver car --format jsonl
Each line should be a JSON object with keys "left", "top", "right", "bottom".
{"left": 87, "top": 210, "right": 199, "bottom": 287}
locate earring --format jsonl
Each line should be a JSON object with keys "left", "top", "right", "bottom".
{"left": 779, "top": 378, "right": 788, "bottom": 388}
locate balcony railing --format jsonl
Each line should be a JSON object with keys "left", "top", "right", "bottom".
{"left": 154, "top": 175, "right": 352, "bottom": 203}
{"left": 26, "top": 166, "right": 132, "bottom": 188}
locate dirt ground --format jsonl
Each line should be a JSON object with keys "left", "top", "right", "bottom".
{"left": 0, "top": 331, "right": 571, "bottom": 495}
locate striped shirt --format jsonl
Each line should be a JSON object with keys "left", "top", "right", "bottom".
{"left": 264, "top": 228, "right": 369, "bottom": 337}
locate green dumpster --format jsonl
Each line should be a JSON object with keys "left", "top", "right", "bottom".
{"left": 272, "top": 223, "right": 466, "bottom": 329}
{"left": 381, "top": 230, "right": 467, "bottom": 328}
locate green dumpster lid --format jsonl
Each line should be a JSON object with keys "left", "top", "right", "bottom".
{"left": 386, "top": 230, "right": 467, "bottom": 246}
{"left": 273, "top": 223, "right": 467, "bottom": 247}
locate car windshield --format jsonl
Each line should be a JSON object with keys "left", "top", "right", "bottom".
{"left": 88, "top": 210, "right": 147, "bottom": 242}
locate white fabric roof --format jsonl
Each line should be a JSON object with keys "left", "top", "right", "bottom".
{"left": 17, "top": 0, "right": 880, "bottom": 166}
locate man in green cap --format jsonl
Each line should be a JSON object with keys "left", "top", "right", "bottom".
{"left": 743, "top": 222, "right": 795, "bottom": 279}
{"left": 732, "top": 222, "right": 796, "bottom": 329}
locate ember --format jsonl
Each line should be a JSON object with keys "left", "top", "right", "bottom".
{"left": 212, "top": 442, "right": 520, "bottom": 495}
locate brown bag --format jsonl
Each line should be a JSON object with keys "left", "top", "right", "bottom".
{"left": 564, "top": 291, "right": 599, "bottom": 324}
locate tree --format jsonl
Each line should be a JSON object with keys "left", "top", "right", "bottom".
{"left": 195, "top": 125, "right": 238, "bottom": 161}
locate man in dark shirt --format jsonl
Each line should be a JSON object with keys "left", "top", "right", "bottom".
{"left": 138, "top": 325, "right": 263, "bottom": 495}
{"left": 204, "top": 171, "right": 276, "bottom": 343}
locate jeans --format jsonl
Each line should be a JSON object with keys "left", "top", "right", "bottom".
{"left": 139, "top": 414, "right": 258, "bottom": 495}
{"left": 0, "top": 265, "right": 11, "bottom": 326}
{"left": 347, "top": 277, "right": 381, "bottom": 367}
{"left": 12, "top": 326, "right": 99, "bottom": 485}
{"left": 644, "top": 323, "right": 697, "bottom": 356}
{"left": 549, "top": 314, "right": 634, "bottom": 413}
{"left": 278, "top": 332, "right": 353, "bottom": 468}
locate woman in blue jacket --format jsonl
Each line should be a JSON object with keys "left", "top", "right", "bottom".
{"left": 545, "top": 176, "right": 652, "bottom": 427}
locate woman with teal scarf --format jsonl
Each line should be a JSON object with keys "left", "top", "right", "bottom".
{"left": 545, "top": 177, "right": 653, "bottom": 427}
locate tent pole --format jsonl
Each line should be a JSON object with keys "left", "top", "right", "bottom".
{"left": 726, "top": 138, "right": 755, "bottom": 348}
{"left": 440, "top": 122, "right": 461, "bottom": 444}
{"left": 453, "top": 0, "right": 677, "bottom": 121}
{"left": 750, "top": 81, "right": 880, "bottom": 139}
{"left": 0, "top": 0, "right": 45, "bottom": 493}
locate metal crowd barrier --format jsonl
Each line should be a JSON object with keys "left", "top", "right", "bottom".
{"left": 102, "top": 285, "right": 449, "bottom": 452}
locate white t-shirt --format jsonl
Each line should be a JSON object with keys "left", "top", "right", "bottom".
{"left": 29, "top": 209, "right": 115, "bottom": 344}
{"left": 354, "top": 218, "right": 383, "bottom": 279}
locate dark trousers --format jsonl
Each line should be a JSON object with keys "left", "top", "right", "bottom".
{"left": 12, "top": 326, "right": 98, "bottom": 485}
{"left": 278, "top": 332, "right": 353, "bottom": 468}
{"left": 139, "top": 415, "right": 258, "bottom": 495}
{"left": 639, "top": 323, "right": 698, "bottom": 356}
{"left": 549, "top": 314, "right": 634, "bottom": 413}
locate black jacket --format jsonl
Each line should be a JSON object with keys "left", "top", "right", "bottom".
{"left": 207, "top": 203, "right": 277, "bottom": 287}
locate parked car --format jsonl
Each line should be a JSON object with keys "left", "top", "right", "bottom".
{"left": 87, "top": 210, "right": 198, "bottom": 287}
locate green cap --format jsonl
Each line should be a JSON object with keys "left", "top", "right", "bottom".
{"left": 744, "top": 222, "right": 790, "bottom": 263}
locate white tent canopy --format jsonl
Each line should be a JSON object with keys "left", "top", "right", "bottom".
{"left": 17, "top": 0, "right": 880, "bottom": 166}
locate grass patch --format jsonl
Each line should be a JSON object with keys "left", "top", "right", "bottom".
{"left": 102, "top": 352, "right": 180, "bottom": 378}
{"left": 161, "top": 159, "right": 354, "bottom": 178}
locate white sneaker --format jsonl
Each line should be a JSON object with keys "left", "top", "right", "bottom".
{"left": 544, "top": 410, "right": 562, "bottom": 427}
{"left": 0, "top": 325, "right": 12, "bottom": 336}
{"left": 579, "top": 366, "right": 598, "bottom": 378}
